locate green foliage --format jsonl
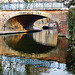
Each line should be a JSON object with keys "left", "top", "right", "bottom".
{"left": 67, "top": 8, "right": 75, "bottom": 74}
{"left": 67, "top": 45, "right": 75, "bottom": 74}
{"left": 29, "top": 0, "right": 33, "bottom": 2}
{"left": 24, "top": 0, "right": 28, "bottom": 2}
{"left": 25, "top": 64, "right": 30, "bottom": 75}
{"left": 23, "top": 0, "right": 33, "bottom": 2}
{"left": 56, "top": 0, "right": 75, "bottom": 8}
{"left": 68, "top": 8, "right": 75, "bottom": 40}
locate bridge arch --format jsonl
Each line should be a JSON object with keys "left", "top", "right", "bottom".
{"left": 3, "top": 11, "right": 54, "bottom": 30}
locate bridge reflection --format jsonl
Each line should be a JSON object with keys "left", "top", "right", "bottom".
{"left": 0, "top": 30, "right": 69, "bottom": 74}
{"left": 33, "top": 29, "right": 58, "bottom": 46}
{"left": 3, "top": 30, "right": 57, "bottom": 53}
{"left": 0, "top": 30, "right": 67, "bottom": 63}
{"left": 0, "top": 55, "right": 66, "bottom": 75}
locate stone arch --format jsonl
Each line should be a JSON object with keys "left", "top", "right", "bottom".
{"left": 3, "top": 11, "right": 52, "bottom": 23}
{"left": 3, "top": 11, "right": 58, "bottom": 30}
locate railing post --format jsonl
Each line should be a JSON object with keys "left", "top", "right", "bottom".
{"left": 32, "top": 2, "right": 33, "bottom": 9}
{"left": 43, "top": 1, "right": 44, "bottom": 9}
{"left": 33, "top": 2, "right": 35, "bottom": 9}
{"left": 23, "top": 2, "right": 25, "bottom": 10}
{"left": 16, "top": 2, "right": 17, "bottom": 10}
{"left": 35, "top": 2, "right": 36, "bottom": 9}
{"left": 61, "top": 2, "right": 62, "bottom": 8}
{"left": 7, "top": 3, "right": 10, "bottom": 10}
{"left": 62, "top": 3, "right": 63, "bottom": 8}
{"left": 51, "top": 1, "right": 53, "bottom": 8}
{"left": 25, "top": 2, "right": 26, "bottom": 9}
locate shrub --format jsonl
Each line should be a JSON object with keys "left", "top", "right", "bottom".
{"left": 68, "top": 8, "right": 75, "bottom": 41}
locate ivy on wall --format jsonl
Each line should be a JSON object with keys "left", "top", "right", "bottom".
{"left": 68, "top": 8, "right": 75, "bottom": 41}
{"left": 67, "top": 8, "right": 75, "bottom": 74}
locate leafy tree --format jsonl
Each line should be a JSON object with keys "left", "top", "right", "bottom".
{"left": 24, "top": 0, "right": 34, "bottom": 2}
{"left": 68, "top": 8, "right": 75, "bottom": 40}
{"left": 0, "top": 0, "right": 4, "bottom": 3}
{"left": 56, "top": 0, "right": 75, "bottom": 8}
{"left": 24, "top": 0, "right": 28, "bottom": 2}
{"left": 66, "top": 4, "right": 75, "bottom": 74}
{"left": 8, "top": 0, "right": 12, "bottom": 3}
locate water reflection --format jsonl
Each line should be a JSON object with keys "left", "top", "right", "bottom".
{"left": 0, "top": 30, "right": 74, "bottom": 75}
{"left": 66, "top": 40, "right": 75, "bottom": 74}
{"left": 0, "top": 55, "right": 66, "bottom": 75}
{"left": 3, "top": 30, "right": 57, "bottom": 53}
{"left": 33, "top": 29, "right": 58, "bottom": 46}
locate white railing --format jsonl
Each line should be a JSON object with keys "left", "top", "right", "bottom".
{"left": 0, "top": 2, "right": 67, "bottom": 10}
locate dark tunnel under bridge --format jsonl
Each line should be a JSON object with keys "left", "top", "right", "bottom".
{"left": 5, "top": 14, "right": 47, "bottom": 30}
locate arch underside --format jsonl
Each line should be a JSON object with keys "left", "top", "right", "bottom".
{"left": 6, "top": 14, "right": 46, "bottom": 30}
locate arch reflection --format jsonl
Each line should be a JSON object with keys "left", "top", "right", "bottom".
{"left": 3, "top": 30, "right": 57, "bottom": 53}
{"left": 33, "top": 29, "right": 58, "bottom": 46}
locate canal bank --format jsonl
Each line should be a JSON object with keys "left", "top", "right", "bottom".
{"left": 0, "top": 30, "right": 69, "bottom": 40}
{"left": 0, "top": 31, "right": 27, "bottom": 35}
{"left": 0, "top": 29, "right": 42, "bottom": 35}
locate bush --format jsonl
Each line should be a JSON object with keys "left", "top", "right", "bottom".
{"left": 68, "top": 8, "right": 75, "bottom": 41}
{"left": 67, "top": 8, "right": 75, "bottom": 74}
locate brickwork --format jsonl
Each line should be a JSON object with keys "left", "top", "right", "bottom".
{"left": 60, "top": 24, "right": 68, "bottom": 35}
{"left": 42, "top": 10, "right": 68, "bottom": 34}
{"left": 0, "top": 10, "right": 68, "bottom": 35}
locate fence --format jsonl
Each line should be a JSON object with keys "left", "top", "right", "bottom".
{"left": 0, "top": 1, "right": 67, "bottom": 10}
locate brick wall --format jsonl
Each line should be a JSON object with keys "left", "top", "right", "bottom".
{"left": 59, "top": 21, "right": 68, "bottom": 35}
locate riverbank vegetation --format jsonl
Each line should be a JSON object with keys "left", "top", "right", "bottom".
{"left": 67, "top": 7, "right": 75, "bottom": 74}
{"left": 56, "top": 0, "right": 75, "bottom": 74}
{"left": 68, "top": 8, "right": 75, "bottom": 41}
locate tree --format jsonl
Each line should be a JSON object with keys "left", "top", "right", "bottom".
{"left": 24, "top": 0, "right": 28, "bottom": 2}
{"left": 23, "top": 0, "right": 34, "bottom": 2}
{"left": 0, "top": 0, "right": 4, "bottom": 3}
{"left": 56, "top": 0, "right": 75, "bottom": 8}
{"left": 8, "top": 0, "right": 12, "bottom": 3}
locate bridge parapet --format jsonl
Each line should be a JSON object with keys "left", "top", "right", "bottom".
{"left": 0, "top": 10, "right": 68, "bottom": 32}
{"left": 0, "top": 2, "right": 68, "bottom": 10}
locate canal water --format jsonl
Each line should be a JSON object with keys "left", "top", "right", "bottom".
{"left": 0, "top": 29, "right": 74, "bottom": 75}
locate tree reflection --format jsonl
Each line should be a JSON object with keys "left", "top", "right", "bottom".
{"left": 3, "top": 31, "right": 56, "bottom": 53}
{"left": 66, "top": 40, "right": 75, "bottom": 74}
{"left": 0, "top": 58, "right": 3, "bottom": 75}
{"left": 25, "top": 64, "right": 30, "bottom": 75}
{"left": 0, "top": 55, "right": 67, "bottom": 75}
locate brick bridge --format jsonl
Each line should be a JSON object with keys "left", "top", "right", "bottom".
{"left": 0, "top": 2, "right": 68, "bottom": 34}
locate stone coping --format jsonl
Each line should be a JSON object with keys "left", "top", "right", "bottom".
{"left": 0, "top": 30, "right": 42, "bottom": 35}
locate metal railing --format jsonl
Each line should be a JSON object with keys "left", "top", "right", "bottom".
{"left": 0, "top": 2, "right": 67, "bottom": 10}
